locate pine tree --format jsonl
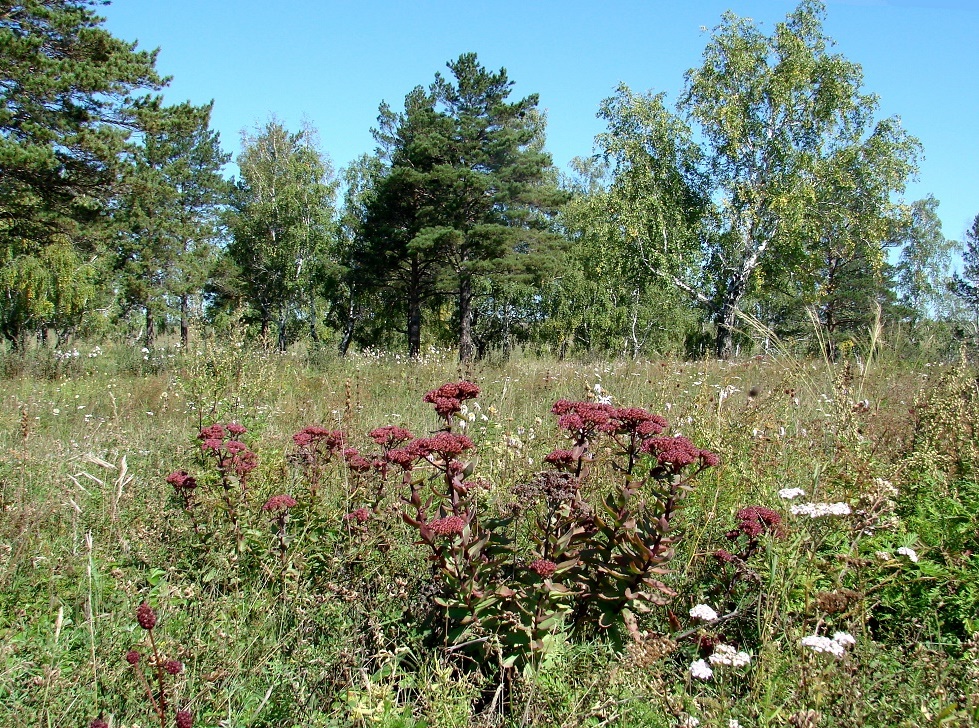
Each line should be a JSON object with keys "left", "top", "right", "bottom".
{"left": 0, "top": 0, "right": 164, "bottom": 345}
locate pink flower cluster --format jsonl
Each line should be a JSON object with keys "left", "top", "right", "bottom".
{"left": 528, "top": 558, "right": 558, "bottom": 578}
{"left": 293, "top": 426, "right": 344, "bottom": 453}
{"left": 429, "top": 515, "right": 467, "bottom": 536}
{"left": 198, "top": 423, "right": 258, "bottom": 480}
{"left": 369, "top": 425, "right": 414, "bottom": 447}
{"left": 423, "top": 381, "right": 481, "bottom": 419}
{"left": 166, "top": 470, "right": 197, "bottom": 494}
{"left": 262, "top": 494, "right": 298, "bottom": 512}
{"left": 728, "top": 506, "right": 783, "bottom": 540}
{"left": 642, "top": 436, "right": 719, "bottom": 471}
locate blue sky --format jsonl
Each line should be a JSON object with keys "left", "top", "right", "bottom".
{"left": 100, "top": 0, "right": 979, "bottom": 243}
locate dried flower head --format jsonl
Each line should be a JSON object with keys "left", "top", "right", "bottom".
{"left": 164, "top": 659, "right": 183, "bottom": 675}
{"left": 125, "top": 649, "right": 140, "bottom": 665}
{"left": 136, "top": 602, "right": 157, "bottom": 630}
{"left": 175, "top": 709, "right": 194, "bottom": 728}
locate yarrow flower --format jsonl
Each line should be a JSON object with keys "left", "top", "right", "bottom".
{"left": 136, "top": 602, "right": 157, "bottom": 630}
{"left": 896, "top": 546, "right": 919, "bottom": 563}
{"left": 528, "top": 559, "right": 558, "bottom": 578}
{"left": 262, "top": 494, "right": 298, "bottom": 512}
{"left": 778, "top": 487, "right": 806, "bottom": 500}
{"left": 428, "top": 515, "right": 466, "bottom": 537}
{"left": 790, "top": 502, "right": 851, "bottom": 517}
{"left": 689, "top": 603, "right": 719, "bottom": 622}
{"left": 801, "top": 631, "right": 856, "bottom": 658}
{"left": 708, "top": 643, "right": 752, "bottom": 667}
{"left": 689, "top": 658, "right": 713, "bottom": 680}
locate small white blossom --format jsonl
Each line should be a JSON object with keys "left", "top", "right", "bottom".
{"left": 689, "top": 603, "right": 718, "bottom": 622}
{"left": 709, "top": 643, "right": 752, "bottom": 667}
{"left": 801, "top": 631, "right": 855, "bottom": 658}
{"left": 896, "top": 546, "right": 919, "bottom": 563}
{"left": 832, "top": 631, "right": 856, "bottom": 647}
{"left": 778, "top": 488, "right": 806, "bottom": 500}
{"left": 689, "top": 659, "right": 713, "bottom": 680}
{"left": 680, "top": 717, "right": 700, "bottom": 728}
{"left": 790, "top": 502, "right": 851, "bottom": 517}
{"left": 729, "top": 721, "right": 743, "bottom": 728}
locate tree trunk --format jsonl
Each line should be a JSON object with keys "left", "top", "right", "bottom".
{"left": 180, "top": 295, "right": 190, "bottom": 348}
{"left": 407, "top": 257, "right": 422, "bottom": 358}
{"left": 145, "top": 305, "right": 155, "bottom": 349}
{"left": 277, "top": 308, "right": 287, "bottom": 352}
{"left": 308, "top": 296, "right": 319, "bottom": 346}
{"left": 715, "top": 297, "right": 737, "bottom": 360}
{"left": 459, "top": 275, "right": 475, "bottom": 363}
{"left": 339, "top": 294, "right": 356, "bottom": 357}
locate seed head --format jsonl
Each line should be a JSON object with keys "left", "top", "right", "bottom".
{"left": 164, "top": 659, "right": 183, "bottom": 675}
{"left": 125, "top": 649, "right": 141, "bottom": 665}
{"left": 175, "top": 709, "right": 194, "bottom": 728}
{"left": 136, "top": 602, "right": 157, "bottom": 630}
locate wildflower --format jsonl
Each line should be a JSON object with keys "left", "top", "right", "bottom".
{"left": 689, "top": 603, "right": 719, "bottom": 622}
{"left": 642, "top": 436, "right": 718, "bottom": 471}
{"left": 262, "top": 494, "right": 298, "bottom": 512}
{"left": 344, "top": 507, "right": 371, "bottom": 524}
{"left": 227, "top": 422, "right": 247, "bottom": 436}
{"left": 528, "top": 559, "right": 558, "bottom": 578}
{"left": 136, "top": 602, "right": 157, "bottom": 630}
{"left": 729, "top": 721, "right": 742, "bottom": 728}
{"left": 385, "top": 448, "right": 417, "bottom": 470}
{"left": 681, "top": 717, "right": 700, "bottom": 728}
{"left": 801, "top": 631, "right": 855, "bottom": 658}
{"left": 790, "top": 502, "right": 851, "bottom": 517}
{"left": 412, "top": 432, "right": 474, "bottom": 458}
{"left": 90, "top": 719, "right": 109, "bottom": 728}
{"left": 125, "top": 649, "right": 141, "bottom": 665}
{"left": 714, "top": 549, "right": 736, "bottom": 563}
{"left": 175, "top": 709, "right": 194, "bottom": 728}
{"left": 164, "top": 659, "right": 183, "bottom": 675}
{"left": 369, "top": 425, "right": 413, "bottom": 447}
{"left": 543, "top": 449, "right": 577, "bottom": 470}
{"left": 728, "top": 506, "right": 783, "bottom": 540}
{"left": 778, "top": 487, "right": 805, "bottom": 500}
{"left": 428, "top": 515, "right": 466, "bottom": 537}
{"left": 689, "top": 658, "right": 713, "bottom": 680}
{"left": 896, "top": 546, "right": 919, "bottom": 563}
{"left": 708, "top": 643, "right": 752, "bottom": 667}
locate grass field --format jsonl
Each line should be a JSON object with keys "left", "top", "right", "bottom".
{"left": 1, "top": 340, "right": 977, "bottom": 727}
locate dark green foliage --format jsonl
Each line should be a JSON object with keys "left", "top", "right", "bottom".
{"left": 0, "top": 0, "right": 164, "bottom": 344}
{"left": 361, "top": 54, "right": 567, "bottom": 360}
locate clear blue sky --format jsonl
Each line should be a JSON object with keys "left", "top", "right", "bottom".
{"left": 100, "top": 0, "right": 979, "bottom": 244}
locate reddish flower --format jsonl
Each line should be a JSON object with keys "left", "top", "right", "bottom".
{"left": 428, "top": 515, "right": 466, "bottom": 536}
{"left": 413, "top": 432, "right": 474, "bottom": 458}
{"left": 528, "top": 558, "right": 558, "bottom": 578}
{"left": 603, "top": 407, "right": 668, "bottom": 437}
{"left": 262, "top": 494, "right": 298, "bottom": 512}
{"left": 714, "top": 549, "right": 736, "bottom": 563}
{"left": 385, "top": 448, "right": 417, "bottom": 470}
{"left": 175, "top": 710, "right": 194, "bottom": 728}
{"left": 198, "top": 424, "right": 225, "bottom": 441}
{"left": 432, "top": 396, "right": 462, "bottom": 418}
{"left": 224, "top": 439, "right": 248, "bottom": 454}
{"left": 543, "top": 449, "right": 577, "bottom": 470}
{"left": 293, "top": 427, "right": 344, "bottom": 452}
{"left": 227, "top": 422, "right": 247, "bottom": 436}
{"left": 729, "top": 506, "right": 783, "bottom": 540}
{"left": 424, "top": 381, "right": 480, "bottom": 403}
{"left": 344, "top": 507, "right": 371, "bottom": 523}
{"left": 369, "top": 425, "right": 414, "bottom": 447}
{"left": 166, "top": 470, "right": 197, "bottom": 491}
{"left": 125, "top": 649, "right": 141, "bottom": 665}
{"left": 136, "top": 602, "right": 157, "bottom": 630}
{"left": 164, "top": 659, "right": 183, "bottom": 675}
{"left": 642, "top": 436, "right": 718, "bottom": 471}
{"left": 345, "top": 454, "right": 372, "bottom": 473}
{"left": 90, "top": 719, "right": 109, "bottom": 728}
{"left": 233, "top": 450, "right": 258, "bottom": 478}
{"left": 292, "top": 432, "right": 312, "bottom": 448}
{"left": 200, "top": 438, "right": 223, "bottom": 453}
{"left": 552, "top": 400, "right": 614, "bottom": 440}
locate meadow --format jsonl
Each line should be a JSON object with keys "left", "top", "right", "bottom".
{"left": 1, "top": 338, "right": 977, "bottom": 728}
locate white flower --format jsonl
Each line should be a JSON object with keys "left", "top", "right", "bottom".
{"left": 595, "top": 394, "right": 613, "bottom": 405}
{"left": 689, "top": 603, "right": 718, "bottom": 622}
{"left": 680, "top": 717, "right": 700, "bottom": 728}
{"left": 689, "top": 659, "right": 713, "bottom": 680}
{"left": 709, "top": 644, "right": 752, "bottom": 667}
{"left": 896, "top": 546, "right": 919, "bottom": 563}
{"left": 778, "top": 488, "right": 805, "bottom": 500}
{"left": 801, "top": 631, "right": 855, "bottom": 658}
{"left": 790, "top": 502, "right": 851, "bottom": 517}
{"left": 729, "top": 721, "right": 743, "bottom": 728}
{"left": 141, "top": 347, "right": 149, "bottom": 353}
